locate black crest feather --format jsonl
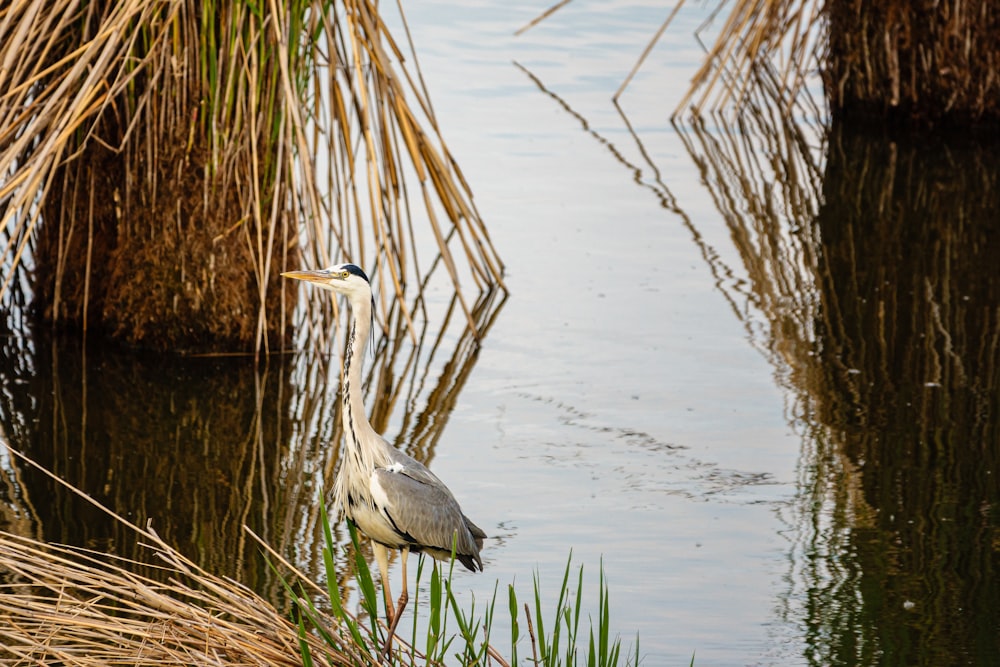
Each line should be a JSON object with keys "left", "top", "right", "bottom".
{"left": 343, "top": 264, "right": 369, "bottom": 283}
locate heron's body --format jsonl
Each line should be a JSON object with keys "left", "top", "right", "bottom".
{"left": 340, "top": 446, "right": 485, "bottom": 569}
{"left": 283, "top": 263, "right": 484, "bottom": 653}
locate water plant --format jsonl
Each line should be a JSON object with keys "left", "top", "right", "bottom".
{"left": 278, "top": 505, "right": 642, "bottom": 666}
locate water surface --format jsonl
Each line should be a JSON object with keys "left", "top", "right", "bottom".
{"left": 2, "top": 2, "right": 999, "bottom": 666}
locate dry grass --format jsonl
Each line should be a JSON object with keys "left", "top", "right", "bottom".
{"left": 0, "top": 0, "right": 504, "bottom": 353}
{"left": 825, "top": 0, "right": 1000, "bottom": 125}
{"left": 0, "top": 254, "right": 508, "bottom": 665}
{"left": 0, "top": 435, "right": 359, "bottom": 666}
{"left": 0, "top": 527, "right": 354, "bottom": 666}
{"left": 0, "top": 262, "right": 509, "bottom": 654}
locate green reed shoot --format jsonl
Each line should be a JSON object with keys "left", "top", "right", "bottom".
{"left": 276, "top": 508, "right": 642, "bottom": 665}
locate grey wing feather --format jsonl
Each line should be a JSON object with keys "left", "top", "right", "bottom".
{"left": 384, "top": 447, "right": 446, "bottom": 487}
{"left": 373, "top": 465, "right": 484, "bottom": 571}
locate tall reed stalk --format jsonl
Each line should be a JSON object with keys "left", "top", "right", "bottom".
{"left": 0, "top": 0, "right": 504, "bottom": 353}
{"left": 524, "top": 0, "right": 1000, "bottom": 125}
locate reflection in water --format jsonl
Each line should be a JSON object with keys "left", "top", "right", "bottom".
{"left": 0, "top": 266, "right": 505, "bottom": 610}
{"left": 516, "top": 58, "right": 999, "bottom": 664}
{"left": 678, "top": 113, "right": 1000, "bottom": 663}
{"left": 801, "top": 125, "right": 1000, "bottom": 665}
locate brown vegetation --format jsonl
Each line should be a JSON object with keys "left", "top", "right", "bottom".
{"left": 673, "top": 88, "right": 1000, "bottom": 662}
{"left": 825, "top": 0, "right": 1000, "bottom": 126}
{"left": 520, "top": 0, "right": 1000, "bottom": 126}
{"left": 33, "top": 132, "right": 270, "bottom": 352}
{"left": 0, "top": 523, "right": 353, "bottom": 666}
{"left": 0, "top": 0, "right": 504, "bottom": 355}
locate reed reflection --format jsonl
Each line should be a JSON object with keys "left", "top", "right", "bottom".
{"left": 801, "top": 124, "right": 1000, "bottom": 665}
{"left": 675, "top": 109, "right": 1000, "bottom": 663}
{"left": 0, "top": 265, "right": 506, "bottom": 608}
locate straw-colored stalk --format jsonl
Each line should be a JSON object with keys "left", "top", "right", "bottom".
{"left": 0, "top": 526, "right": 354, "bottom": 666}
{"left": 671, "top": 79, "right": 1000, "bottom": 663}
{"left": 0, "top": 254, "right": 508, "bottom": 614}
{"left": 0, "top": 0, "right": 504, "bottom": 354}
{"left": 525, "top": 0, "right": 1000, "bottom": 125}
{"left": 825, "top": 0, "right": 1000, "bottom": 125}
{"left": 517, "top": 0, "right": 827, "bottom": 115}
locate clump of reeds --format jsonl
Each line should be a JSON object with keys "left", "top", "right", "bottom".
{"left": 825, "top": 0, "right": 1000, "bottom": 126}
{"left": 0, "top": 518, "right": 637, "bottom": 667}
{"left": 526, "top": 0, "right": 1000, "bottom": 126}
{"left": 517, "top": 0, "right": 826, "bottom": 116}
{"left": 0, "top": 438, "right": 356, "bottom": 665}
{"left": 0, "top": 0, "right": 504, "bottom": 354}
{"left": 0, "top": 527, "right": 354, "bottom": 666}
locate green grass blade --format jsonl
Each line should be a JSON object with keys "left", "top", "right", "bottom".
{"left": 445, "top": 581, "right": 477, "bottom": 662}
{"left": 551, "top": 552, "right": 574, "bottom": 664}
{"left": 344, "top": 520, "right": 382, "bottom": 643}
{"left": 297, "top": 611, "right": 316, "bottom": 667}
{"left": 568, "top": 560, "right": 584, "bottom": 663}
{"left": 412, "top": 553, "right": 426, "bottom": 654}
{"left": 532, "top": 569, "right": 549, "bottom": 664}
{"left": 427, "top": 561, "right": 444, "bottom": 660}
{"left": 508, "top": 583, "right": 520, "bottom": 664}
{"left": 319, "top": 509, "right": 368, "bottom": 651}
{"left": 261, "top": 554, "right": 338, "bottom": 649}
{"left": 481, "top": 582, "right": 500, "bottom": 663}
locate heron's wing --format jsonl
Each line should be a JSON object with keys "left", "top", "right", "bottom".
{"left": 382, "top": 446, "right": 448, "bottom": 488}
{"left": 371, "top": 465, "right": 483, "bottom": 570}
{"left": 464, "top": 514, "right": 487, "bottom": 542}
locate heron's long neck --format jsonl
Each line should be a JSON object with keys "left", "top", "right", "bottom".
{"left": 342, "top": 294, "right": 378, "bottom": 453}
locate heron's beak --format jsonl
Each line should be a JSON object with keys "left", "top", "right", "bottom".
{"left": 281, "top": 269, "right": 331, "bottom": 284}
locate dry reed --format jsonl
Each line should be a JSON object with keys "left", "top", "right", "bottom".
{"left": 825, "top": 0, "right": 1000, "bottom": 125}
{"left": 654, "top": 54, "right": 1000, "bottom": 663}
{"left": 0, "top": 255, "right": 508, "bottom": 665}
{"left": 523, "top": 0, "right": 1000, "bottom": 125}
{"left": 516, "top": 0, "right": 826, "bottom": 116}
{"left": 0, "top": 0, "right": 504, "bottom": 354}
{"left": 0, "top": 525, "right": 355, "bottom": 666}
{"left": 522, "top": 0, "right": 1000, "bottom": 657}
{"left": 0, "top": 432, "right": 352, "bottom": 665}
{"left": 0, "top": 255, "right": 507, "bottom": 624}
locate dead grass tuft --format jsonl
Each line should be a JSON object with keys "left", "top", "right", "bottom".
{"left": 0, "top": 526, "right": 354, "bottom": 666}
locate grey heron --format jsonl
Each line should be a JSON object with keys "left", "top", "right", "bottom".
{"left": 282, "top": 263, "right": 486, "bottom": 654}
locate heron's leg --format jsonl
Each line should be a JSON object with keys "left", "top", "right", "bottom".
{"left": 393, "top": 546, "right": 410, "bottom": 623}
{"left": 381, "top": 546, "right": 410, "bottom": 660}
{"left": 372, "top": 542, "right": 395, "bottom": 626}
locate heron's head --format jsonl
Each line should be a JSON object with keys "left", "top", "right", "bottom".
{"left": 281, "top": 263, "right": 371, "bottom": 299}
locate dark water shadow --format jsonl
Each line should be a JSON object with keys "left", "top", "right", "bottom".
{"left": 0, "top": 268, "right": 506, "bottom": 610}
{"left": 798, "top": 123, "right": 1000, "bottom": 666}
{"left": 674, "top": 109, "right": 1000, "bottom": 663}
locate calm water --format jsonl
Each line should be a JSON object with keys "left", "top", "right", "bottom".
{"left": 2, "top": 1, "right": 1000, "bottom": 665}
